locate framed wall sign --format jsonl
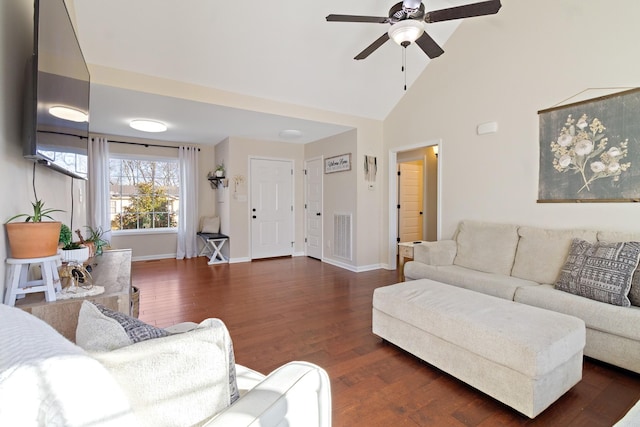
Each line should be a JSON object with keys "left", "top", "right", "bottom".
{"left": 325, "top": 153, "right": 351, "bottom": 174}
{"left": 538, "top": 88, "right": 640, "bottom": 202}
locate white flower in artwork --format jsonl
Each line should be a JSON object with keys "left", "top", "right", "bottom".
{"left": 558, "top": 155, "right": 572, "bottom": 168}
{"left": 608, "top": 146, "right": 622, "bottom": 157}
{"left": 590, "top": 161, "right": 606, "bottom": 173}
{"left": 574, "top": 139, "right": 594, "bottom": 156}
{"left": 608, "top": 162, "right": 621, "bottom": 173}
{"left": 557, "top": 134, "right": 573, "bottom": 147}
{"left": 576, "top": 116, "right": 589, "bottom": 130}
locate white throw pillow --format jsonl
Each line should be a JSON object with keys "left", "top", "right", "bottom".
{"left": 201, "top": 216, "right": 220, "bottom": 233}
{"left": 76, "top": 301, "right": 169, "bottom": 351}
{"left": 90, "top": 318, "right": 237, "bottom": 427}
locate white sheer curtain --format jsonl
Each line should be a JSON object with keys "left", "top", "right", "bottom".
{"left": 88, "top": 137, "right": 112, "bottom": 243}
{"left": 176, "top": 146, "right": 199, "bottom": 259}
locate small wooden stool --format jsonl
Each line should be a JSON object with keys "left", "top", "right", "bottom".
{"left": 4, "top": 255, "right": 62, "bottom": 306}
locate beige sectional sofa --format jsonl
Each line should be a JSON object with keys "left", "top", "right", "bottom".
{"left": 403, "top": 220, "right": 640, "bottom": 374}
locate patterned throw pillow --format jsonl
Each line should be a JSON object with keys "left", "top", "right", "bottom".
{"left": 629, "top": 270, "right": 640, "bottom": 307}
{"left": 555, "top": 239, "right": 640, "bottom": 307}
{"left": 94, "top": 302, "right": 170, "bottom": 343}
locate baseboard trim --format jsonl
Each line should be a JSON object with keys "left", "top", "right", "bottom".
{"left": 132, "top": 254, "right": 176, "bottom": 262}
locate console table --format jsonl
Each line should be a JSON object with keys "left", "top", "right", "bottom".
{"left": 15, "top": 249, "right": 132, "bottom": 342}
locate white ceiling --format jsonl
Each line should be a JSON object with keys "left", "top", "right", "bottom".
{"left": 72, "top": 0, "right": 471, "bottom": 145}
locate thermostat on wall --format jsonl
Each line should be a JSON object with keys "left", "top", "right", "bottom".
{"left": 477, "top": 121, "right": 498, "bottom": 135}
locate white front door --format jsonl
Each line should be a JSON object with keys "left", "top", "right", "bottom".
{"left": 305, "top": 158, "right": 323, "bottom": 259}
{"left": 250, "top": 158, "right": 294, "bottom": 259}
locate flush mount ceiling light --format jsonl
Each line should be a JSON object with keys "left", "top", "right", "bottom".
{"left": 129, "top": 119, "right": 167, "bottom": 133}
{"left": 49, "top": 106, "right": 88, "bottom": 123}
{"left": 388, "top": 19, "right": 425, "bottom": 46}
{"left": 279, "top": 129, "right": 303, "bottom": 139}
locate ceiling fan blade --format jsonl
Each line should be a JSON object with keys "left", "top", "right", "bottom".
{"left": 415, "top": 32, "right": 444, "bottom": 59}
{"left": 326, "top": 14, "right": 389, "bottom": 24}
{"left": 424, "top": 0, "right": 501, "bottom": 23}
{"left": 354, "top": 33, "right": 390, "bottom": 60}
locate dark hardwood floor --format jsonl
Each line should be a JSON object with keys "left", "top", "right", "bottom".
{"left": 132, "top": 257, "right": 640, "bottom": 426}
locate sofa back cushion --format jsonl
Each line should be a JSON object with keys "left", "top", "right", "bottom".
{"left": 511, "top": 227, "right": 597, "bottom": 284}
{"left": 453, "top": 221, "right": 520, "bottom": 275}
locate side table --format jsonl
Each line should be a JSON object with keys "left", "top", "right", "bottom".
{"left": 398, "top": 241, "right": 426, "bottom": 280}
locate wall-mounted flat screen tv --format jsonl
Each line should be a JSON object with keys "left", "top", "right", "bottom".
{"left": 23, "top": 0, "right": 90, "bottom": 180}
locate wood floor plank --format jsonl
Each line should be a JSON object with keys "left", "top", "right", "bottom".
{"left": 132, "top": 257, "right": 640, "bottom": 426}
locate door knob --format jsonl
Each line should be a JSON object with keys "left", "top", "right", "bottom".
{"left": 316, "top": 212, "right": 321, "bottom": 216}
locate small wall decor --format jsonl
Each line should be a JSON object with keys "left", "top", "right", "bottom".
{"left": 364, "top": 155, "right": 377, "bottom": 182}
{"left": 325, "top": 153, "right": 352, "bottom": 174}
{"left": 538, "top": 88, "right": 640, "bottom": 202}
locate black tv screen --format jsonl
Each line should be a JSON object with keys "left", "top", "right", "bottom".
{"left": 24, "top": 0, "right": 90, "bottom": 180}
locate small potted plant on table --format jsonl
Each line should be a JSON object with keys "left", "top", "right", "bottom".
{"left": 59, "top": 224, "right": 89, "bottom": 263}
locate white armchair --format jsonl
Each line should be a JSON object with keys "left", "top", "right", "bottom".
{"left": 0, "top": 303, "right": 332, "bottom": 427}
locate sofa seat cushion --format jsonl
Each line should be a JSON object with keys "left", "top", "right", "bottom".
{"left": 0, "top": 304, "right": 138, "bottom": 426}
{"left": 403, "top": 263, "right": 540, "bottom": 301}
{"left": 511, "top": 226, "right": 597, "bottom": 284}
{"left": 514, "top": 284, "right": 640, "bottom": 341}
{"left": 453, "top": 221, "right": 520, "bottom": 276}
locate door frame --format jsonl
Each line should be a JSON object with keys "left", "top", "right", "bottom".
{"left": 304, "top": 156, "right": 323, "bottom": 259}
{"left": 388, "top": 139, "right": 443, "bottom": 270}
{"left": 248, "top": 156, "right": 295, "bottom": 260}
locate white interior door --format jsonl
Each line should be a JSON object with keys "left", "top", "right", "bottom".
{"left": 305, "top": 158, "right": 323, "bottom": 259}
{"left": 398, "top": 161, "right": 424, "bottom": 243}
{"left": 250, "top": 158, "right": 294, "bottom": 259}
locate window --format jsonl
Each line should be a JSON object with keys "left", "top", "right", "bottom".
{"left": 109, "top": 157, "right": 179, "bottom": 231}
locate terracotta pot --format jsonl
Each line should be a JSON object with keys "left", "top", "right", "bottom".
{"left": 5, "top": 221, "right": 62, "bottom": 259}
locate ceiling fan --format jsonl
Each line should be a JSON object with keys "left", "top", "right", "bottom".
{"left": 326, "top": 0, "right": 501, "bottom": 60}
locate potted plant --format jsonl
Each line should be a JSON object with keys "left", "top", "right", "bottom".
{"left": 59, "top": 224, "right": 89, "bottom": 263}
{"left": 214, "top": 162, "right": 225, "bottom": 177}
{"left": 5, "top": 199, "right": 63, "bottom": 259}
{"left": 83, "top": 225, "right": 109, "bottom": 256}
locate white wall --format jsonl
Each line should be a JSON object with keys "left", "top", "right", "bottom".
{"left": 384, "top": 0, "right": 640, "bottom": 248}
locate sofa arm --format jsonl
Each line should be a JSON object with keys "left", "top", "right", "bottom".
{"left": 205, "top": 361, "right": 331, "bottom": 427}
{"left": 413, "top": 240, "right": 457, "bottom": 265}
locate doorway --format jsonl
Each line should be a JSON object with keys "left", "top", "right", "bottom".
{"left": 250, "top": 158, "right": 294, "bottom": 259}
{"left": 388, "top": 141, "right": 442, "bottom": 270}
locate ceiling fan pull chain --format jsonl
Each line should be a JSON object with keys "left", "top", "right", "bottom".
{"left": 403, "top": 48, "right": 407, "bottom": 91}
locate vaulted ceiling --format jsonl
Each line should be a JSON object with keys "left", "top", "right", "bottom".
{"left": 72, "top": 0, "right": 474, "bottom": 145}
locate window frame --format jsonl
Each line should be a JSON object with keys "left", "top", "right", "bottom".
{"left": 109, "top": 153, "right": 180, "bottom": 235}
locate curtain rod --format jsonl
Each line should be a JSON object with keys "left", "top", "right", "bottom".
{"left": 38, "top": 131, "right": 200, "bottom": 151}
{"left": 108, "top": 140, "right": 200, "bottom": 151}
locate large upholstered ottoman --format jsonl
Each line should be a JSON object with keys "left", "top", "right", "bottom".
{"left": 372, "top": 279, "right": 586, "bottom": 418}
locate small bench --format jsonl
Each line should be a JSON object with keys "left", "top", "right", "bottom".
{"left": 372, "top": 279, "right": 585, "bottom": 418}
{"left": 197, "top": 232, "right": 229, "bottom": 265}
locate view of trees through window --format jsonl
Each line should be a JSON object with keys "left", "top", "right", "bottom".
{"left": 110, "top": 158, "right": 179, "bottom": 230}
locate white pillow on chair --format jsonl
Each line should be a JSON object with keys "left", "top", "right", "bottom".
{"left": 201, "top": 216, "right": 220, "bottom": 234}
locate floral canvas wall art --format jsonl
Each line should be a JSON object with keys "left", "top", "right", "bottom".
{"left": 538, "top": 88, "right": 640, "bottom": 202}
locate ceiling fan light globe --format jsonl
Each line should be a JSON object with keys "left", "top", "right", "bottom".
{"left": 388, "top": 19, "right": 424, "bottom": 45}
